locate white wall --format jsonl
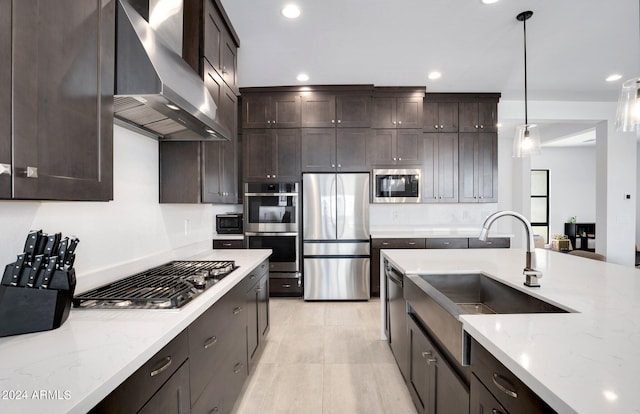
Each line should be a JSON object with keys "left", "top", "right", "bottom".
{"left": 637, "top": 141, "right": 640, "bottom": 251}
{"left": 531, "top": 146, "right": 596, "bottom": 238}
{"left": 0, "top": 126, "right": 215, "bottom": 291}
{"left": 370, "top": 203, "right": 499, "bottom": 230}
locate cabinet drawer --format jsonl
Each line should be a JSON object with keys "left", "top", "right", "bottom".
{"left": 425, "top": 238, "right": 468, "bottom": 249}
{"left": 468, "top": 237, "right": 510, "bottom": 249}
{"left": 270, "top": 277, "right": 302, "bottom": 296}
{"left": 213, "top": 239, "right": 245, "bottom": 249}
{"left": 92, "top": 330, "right": 189, "bottom": 414}
{"left": 470, "top": 339, "right": 555, "bottom": 413}
{"left": 373, "top": 238, "right": 426, "bottom": 249}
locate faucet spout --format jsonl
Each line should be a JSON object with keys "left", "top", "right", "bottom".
{"left": 479, "top": 210, "right": 542, "bottom": 287}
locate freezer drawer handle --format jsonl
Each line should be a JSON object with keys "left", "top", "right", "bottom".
{"left": 233, "top": 362, "right": 244, "bottom": 374}
{"left": 150, "top": 356, "right": 172, "bottom": 377}
{"left": 281, "top": 284, "right": 291, "bottom": 288}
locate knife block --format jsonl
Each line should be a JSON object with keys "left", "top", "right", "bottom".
{"left": 0, "top": 264, "right": 75, "bottom": 337}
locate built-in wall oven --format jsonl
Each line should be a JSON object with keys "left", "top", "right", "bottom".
{"left": 244, "top": 183, "right": 301, "bottom": 293}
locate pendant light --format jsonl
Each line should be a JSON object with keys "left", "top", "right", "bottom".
{"left": 615, "top": 2, "right": 640, "bottom": 132}
{"left": 513, "top": 10, "right": 541, "bottom": 157}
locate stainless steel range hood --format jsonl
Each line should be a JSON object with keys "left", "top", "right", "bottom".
{"left": 114, "top": 0, "right": 231, "bottom": 141}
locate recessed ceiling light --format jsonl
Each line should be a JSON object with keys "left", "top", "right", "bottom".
{"left": 428, "top": 71, "right": 442, "bottom": 80}
{"left": 296, "top": 73, "right": 309, "bottom": 82}
{"left": 481, "top": 0, "right": 499, "bottom": 4}
{"left": 166, "top": 104, "right": 179, "bottom": 110}
{"left": 282, "top": 4, "right": 301, "bottom": 19}
{"left": 606, "top": 74, "right": 622, "bottom": 82}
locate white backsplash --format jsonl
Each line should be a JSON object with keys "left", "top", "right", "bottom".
{"left": 370, "top": 203, "right": 501, "bottom": 231}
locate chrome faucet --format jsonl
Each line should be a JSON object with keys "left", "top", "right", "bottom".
{"left": 479, "top": 210, "right": 543, "bottom": 287}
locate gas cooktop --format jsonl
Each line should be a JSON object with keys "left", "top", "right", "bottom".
{"left": 72, "top": 260, "right": 237, "bottom": 309}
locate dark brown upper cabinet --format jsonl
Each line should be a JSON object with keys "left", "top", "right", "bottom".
{"left": 1, "top": 0, "right": 114, "bottom": 201}
{"left": 371, "top": 87, "right": 425, "bottom": 129}
{"left": 241, "top": 93, "right": 301, "bottom": 129}
{"left": 184, "top": 0, "right": 239, "bottom": 88}
{"left": 459, "top": 132, "right": 498, "bottom": 203}
{"left": 422, "top": 133, "right": 458, "bottom": 203}
{"left": 300, "top": 128, "right": 369, "bottom": 172}
{"left": 423, "top": 101, "right": 459, "bottom": 133}
{"left": 459, "top": 100, "right": 499, "bottom": 133}
{"left": 243, "top": 129, "right": 300, "bottom": 182}
{"left": 301, "top": 92, "right": 371, "bottom": 128}
{"left": 367, "top": 129, "right": 422, "bottom": 166}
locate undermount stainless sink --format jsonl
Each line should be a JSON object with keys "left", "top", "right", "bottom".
{"left": 403, "top": 272, "right": 570, "bottom": 365}
{"left": 418, "top": 273, "right": 568, "bottom": 316}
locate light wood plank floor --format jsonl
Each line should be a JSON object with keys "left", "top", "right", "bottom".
{"left": 232, "top": 298, "right": 418, "bottom": 414}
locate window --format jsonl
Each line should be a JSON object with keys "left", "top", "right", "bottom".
{"left": 530, "top": 169, "right": 549, "bottom": 243}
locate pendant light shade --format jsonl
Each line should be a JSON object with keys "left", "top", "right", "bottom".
{"left": 615, "top": 77, "right": 640, "bottom": 132}
{"left": 513, "top": 10, "right": 540, "bottom": 157}
{"left": 513, "top": 124, "right": 541, "bottom": 157}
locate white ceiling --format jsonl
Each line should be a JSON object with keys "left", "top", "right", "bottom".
{"left": 220, "top": 0, "right": 639, "bottom": 143}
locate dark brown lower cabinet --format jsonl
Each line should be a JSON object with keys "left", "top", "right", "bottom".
{"left": 213, "top": 239, "right": 245, "bottom": 249}
{"left": 269, "top": 276, "right": 302, "bottom": 296}
{"left": 407, "top": 315, "right": 469, "bottom": 414}
{"left": 469, "top": 374, "right": 509, "bottom": 414}
{"left": 246, "top": 264, "right": 269, "bottom": 374}
{"left": 138, "top": 361, "right": 191, "bottom": 414}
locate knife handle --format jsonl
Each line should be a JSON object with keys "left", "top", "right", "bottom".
{"left": 25, "top": 254, "right": 45, "bottom": 288}
{"left": 23, "top": 230, "right": 41, "bottom": 257}
{"left": 34, "top": 232, "right": 48, "bottom": 256}
{"left": 57, "top": 238, "right": 69, "bottom": 269}
{"left": 44, "top": 233, "right": 61, "bottom": 257}
{"left": 36, "top": 256, "right": 58, "bottom": 289}
{"left": 9, "top": 253, "right": 27, "bottom": 286}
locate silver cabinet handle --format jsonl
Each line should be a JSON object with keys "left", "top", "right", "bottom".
{"left": 382, "top": 242, "right": 389, "bottom": 245}
{"left": 233, "top": 306, "right": 243, "bottom": 315}
{"left": 426, "top": 357, "right": 437, "bottom": 365}
{"left": 440, "top": 124, "right": 444, "bottom": 128}
{"left": 421, "top": 351, "right": 432, "bottom": 358}
{"left": 331, "top": 164, "right": 335, "bottom": 168}
{"left": 443, "top": 242, "right": 450, "bottom": 245}
{"left": 392, "top": 121, "right": 397, "bottom": 125}
{"left": 491, "top": 410, "right": 505, "bottom": 414}
{"left": 273, "top": 175, "right": 276, "bottom": 178}
{"left": 398, "top": 157, "right": 402, "bottom": 161}
{"left": 221, "top": 65, "right": 227, "bottom": 74}
{"left": 250, "top": 274, "right": 256, "bottom": 280}
{"left": 337, "top": 164, "right": 341, "bottom": 168}
{"left": 267, "top": 120, "right": 271, "bottom": 124}
{"left": 480, "top": 125, "right": 484, "bottom": 129}
{"left": 434, "top": 125, "right": 439, "bottom": 129}
{"left": 408, "top": 242, "right": 416, "bottom": 245}
{"left": 398, "top": 120, "right": 402, "bottom": 125}
{"left": 233, "top": 362, "right": 244, "bottom": 374}
{"left": 26, "top": 166, "right": 38, "bottom": 178}
{"left": 282, "top": 284, "right": 291, "bottom": 288}
{"left": 204, "top": 336, "right": 218, "bottom": 349}
{"left": 492, "top": 373, "right": 518, "bottom": 399}
{"left": 331, "top": 119, "right": 335, "bottom": 124}
{"left": 475, "top": 124, "right": 479, "bottom": 128}
{"left": 272, "top": 120, "right": 276, "bottom": 124}
{"left": 222, "top": 243, "right": 232, "bottom": 247}
{"left": 266, "top": 174, "right": 271, "bottom": 178}
{"left": 0, "top": 163, "right": 10, "bottom": 176}
{"left": 209, "top": 407, "right": 219, "bottom": 414}
{"left": 393, "top": 157, "right": 397, "bottom": 161}
{"left": 150, "top": 356, "right": 172, "bottom": 377}
{"left": 256, "top": 288, "right": 262, "bottom": 293}
{"left": 337, "top": 119, "right": 341, "bottom": 124}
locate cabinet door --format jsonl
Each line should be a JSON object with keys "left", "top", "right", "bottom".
{"left": 458, "top": 133, "right": 477, "bottom": 203}
{"left": 0, "top": 0, "right": 10, "bottom": 198}
{"left": 219, "top": 85, "right": 238, "bottom": 202}
{"left": 160, "top": 142, "right": 201, "bottom": 203}
{"left": 138, "top": 361, "right": 191, "bottom": 414}
{"left": 458, "top": 102, "right": 479, "bottom": 133}
{"left": 272, "top": 93, "right": 301, "bottom": 128}
{"left": 336, "top": 94, "right": 371, "bottom": 127}
{"left": 438, "top": 133, "right": 459, "bottom": 202}
{"left": 470, "top": 375, "right": 509, "bottom": 414}
{"left": 421, "top": 134, "right": 438, "bottom": 203}
{"left": 301, "top": 93, "right": 336, "bottom": 127}
{"left": 395, "top": 129, "right": 422, "bottom": 164}
{"left": 301, "top": 128, "right": 336, "bottom": 172}
{"left": 336, "top": 128, "right": 369, "bottom": 171}
{"left": 258, "top": 274, "right": 269, "bottom": 340}
{"left": 203, "top": 0, "right": 223, "bottom": 71}
{"left": 371, "top": 98, "right": 396, "bottom": 128}
{"left": 246, "top": 281, "right": 259, "bottom": 372}
{"left": 477, "top": 133, "right": 497, "bottom": 202}
{"left": 221, "top": 30, "right": 237, "bottom": 87}
{"left": 425, "top": 102, "right": 460, "bottom": 132}
{"left": 368, "top": 129, "right": 395, "bottom": 165}
{"left": 408, "top": 317, "right": 434, "bottom": 414}
{"left": 12, "top": 0, "right": 113, "bottom": 200}
{"left": 396, "top": 97, "right": 423, "bottom": 128}
{"left": 478, "top": 102, "right": 497, "bottom": 132}
{"left": 202, "top": 141, "right": 224, "bottom": 203}
{"left": 273, "top": 129, "right": 301, "bottom": 180}
{"left": 242, "top": 95, "right": 271, "bottom": 129}
{"left": 433, "top": 351, "right": 470, "bottom": 414}
{"left": 243, "top": 129, "right": 275, "bottom": 181}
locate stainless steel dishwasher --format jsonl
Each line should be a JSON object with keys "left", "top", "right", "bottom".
{"left": 385, "top": 259, "right": 409, "bottom": 380}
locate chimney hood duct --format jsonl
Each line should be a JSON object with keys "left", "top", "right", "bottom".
{"left": 114, "top": 0, "right": 231, "bottom": 141}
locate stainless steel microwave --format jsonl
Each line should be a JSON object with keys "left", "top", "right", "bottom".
{"left": 372, "top": 168, "right": 421, "bottom": 203}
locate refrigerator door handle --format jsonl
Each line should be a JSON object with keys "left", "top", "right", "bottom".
{"left": 336, "top": 174, "right": 345, "bottom": 239}
{"left": 330, "top": 174, "right": 337, "bottom": 236}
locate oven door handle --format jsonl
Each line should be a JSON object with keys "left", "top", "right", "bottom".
{"left": 245, "top": 232, "right": 299, "bottom": 237}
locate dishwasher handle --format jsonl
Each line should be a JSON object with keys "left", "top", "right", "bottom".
{"left": 384, "top": 260, "right": 403, "bottom": 287}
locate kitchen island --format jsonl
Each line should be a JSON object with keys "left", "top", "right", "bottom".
{"left": 381, "top": 248, "right": 640, "bottom": 413}
{"left": 0, "top": 248, "right": 271, "bottom": 414}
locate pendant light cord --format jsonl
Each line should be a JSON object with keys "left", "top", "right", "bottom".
{"left": 523, "top": 15, "right": 528, "bottom": 125}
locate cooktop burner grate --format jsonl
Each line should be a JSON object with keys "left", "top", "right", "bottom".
{"left": 72, "top": 260, "right": 237, "bottom": 309}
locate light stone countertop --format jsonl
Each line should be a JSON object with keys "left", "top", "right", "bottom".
{"left": 0, "top": 249, "right": 271, "bottom": 414}
{"left": 381, "top": 248, "right": 640, "bottom": 414}
{"left": 212, "top": 233, "right": 244, "bottom": 240}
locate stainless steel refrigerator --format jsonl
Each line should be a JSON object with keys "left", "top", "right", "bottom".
{"left": 302, "top": 173, "right": 370, "bottom": 300}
